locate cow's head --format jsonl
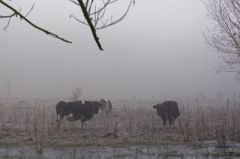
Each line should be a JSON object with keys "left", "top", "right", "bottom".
{"left": 56, "top": 101, "right": 66, "bottom": 111}
{"left": 59, "top": 102, "right": 72, "bottom": 118}
{"left": 99, "top": 99, "right": 108, "bottom": 110}
{"left": 153, "top": 104, "right": 160, "bottom": 109}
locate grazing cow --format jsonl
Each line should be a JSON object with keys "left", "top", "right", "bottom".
{"left": 56, "top": 100, "right": 103, "bottom": 128}
{"left": 153, "top": 101, "right": 180, "bottom": 126}
{"left": 99, "top": 98, "right": 112, "bottom": 115}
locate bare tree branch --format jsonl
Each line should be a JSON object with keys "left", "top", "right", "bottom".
{"left": 1, "top": 0, "right": 134, "bottom": 50}
{"left": 0, "top": 0, "right": 72, "bottom": 43}
{"left": 70, "top": 0, "right": 133, "bottom": 50}
{"left": 96, "top": 0, "right": 132, "bottom": 30}
{"left": 3, "top": 16, "right": 11, "bottom": 30}
{"left": 0, "top": 12, "right": 15, "bottom": 18}
{"left": 77, "top": 0, "right": 103, "bottom": 50}
{"left": 25, "top": 4, "right": 34, "bottom": 18}
{"left": 204, "top": 0, "right": 240, "bottom": 76}
{"left": 70, "top": 14, "right": 88, "bottom": 25}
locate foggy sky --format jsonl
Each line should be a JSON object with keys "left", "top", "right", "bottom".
{"left": 0, "top": 0, "right": 240, "bottom": 100}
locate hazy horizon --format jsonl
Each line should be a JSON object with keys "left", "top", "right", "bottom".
{"left": 1, "top": 0, "right": 240, "bottom": 100}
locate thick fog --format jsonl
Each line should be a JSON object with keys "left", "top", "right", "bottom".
{"left": 0, "top": 0, "right": 240, "bottom": 99}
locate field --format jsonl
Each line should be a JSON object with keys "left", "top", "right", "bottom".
{"left": 0, "top": 97, "right": 240, "bottom": 158}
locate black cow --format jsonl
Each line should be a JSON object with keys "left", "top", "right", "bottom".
{"left": 153, "top": 101, "right": 180, "bottom": 126}
{"left": 56, "top": 100, "right": 104, "bottom": 128}
{"left": 69, "top": 101, "right": 101, "bottom": 127}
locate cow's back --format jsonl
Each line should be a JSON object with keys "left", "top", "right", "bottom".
{"left": 69, "top": 100, "right": 100, "bottom": 120}
{"left": 162, "top": 101, "right": 179, "bottom": 118}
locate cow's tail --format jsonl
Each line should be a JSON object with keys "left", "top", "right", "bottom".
{"left": 56, "top": 106, "right": 59, "bottom": 123}
{"left": 56, "top": 112, "right": 59, "bottom": 123}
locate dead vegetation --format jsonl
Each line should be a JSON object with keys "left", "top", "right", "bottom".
{"left": 0, "top": 97, "right": 239, "bottom": 149}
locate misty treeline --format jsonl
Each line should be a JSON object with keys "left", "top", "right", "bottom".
{"left": 0, "top": 0, "right": 134, "bottom": 50}
{"left": 204, "top": 0, "right": 240, "bottom": 78}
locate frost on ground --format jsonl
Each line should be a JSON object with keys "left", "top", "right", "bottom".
{"left": 0, "top": 97, "right": 240, "bottom": 158}
{"left": 0, "top": 141, "right": 240, "bottom": 159}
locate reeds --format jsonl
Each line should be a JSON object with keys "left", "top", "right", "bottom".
{"left": 0, "top": 97, "right": 239, "bottom": 147}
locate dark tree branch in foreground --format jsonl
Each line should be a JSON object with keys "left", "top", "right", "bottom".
{"left": 70, "top": 0, "right": 133, "bottom": 50}
{"left": 77, "top": 0, "right": 104, "bottom": 50}
{"left": 0, "top": 0, "right": 72, "bottom": 43}
{"left": 204, "top": 0, "right": 240, "bottom": 78}
{"left": 70, "top": 0, "right": 132, "bottom": 30}
{"left": 0, "top": 0, "right": 134, "bottom": 50}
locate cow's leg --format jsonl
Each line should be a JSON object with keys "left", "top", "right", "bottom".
{"left": 57, "top": 115, "right": 64, "bottom": 129}
{"left": 162, "top": 118, "right": 167, "bottom": 126}
{"left": 169, "top": 118, "right": 172, "bottom": 127}
{"left": 160, "top": 114, "right": 167, "bottom": 127}
{"left": 72, "top": 113, "right": 78, "bottom": 120}
{"left": 81, "top": 120, "right": 84, "bottom": 129}
{"left": 56, "top": 114, "right": 59, "bottom": 123}
{"left": 56, "top": 113, "right": 62, "bottom": 122}
{"left": 57, "top": 122, "right": 60, "bottom": 128}
{"left": 171, "top": 117, "right": 176, "bottom": 126}
{"left": 57, "top": 119, "right": 61, "bottom": 128}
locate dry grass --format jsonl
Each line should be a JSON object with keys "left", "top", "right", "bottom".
{"left": 0, "top": 97, "right": 239, "bottom": 148}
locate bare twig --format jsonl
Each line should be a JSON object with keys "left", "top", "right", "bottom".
{"left": 71, "top": 0, "right": 133, "bottom": 50}
{"left": 0, "top": 0, "right": 72, "bottom": 43}
{"left": 1, "top": 0, "right": 133, "bottom": 50}
{"left": 204, "top": 0, "right": 240, "bottom": 75}
{"left": 25, "top": 4, "right": 34, "bottom": 17}
{"left": 96, "top": 0, "right": 132, "bottom": 30}
{"left": 77, "top": 0, "right": 103, "bottom": 50}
